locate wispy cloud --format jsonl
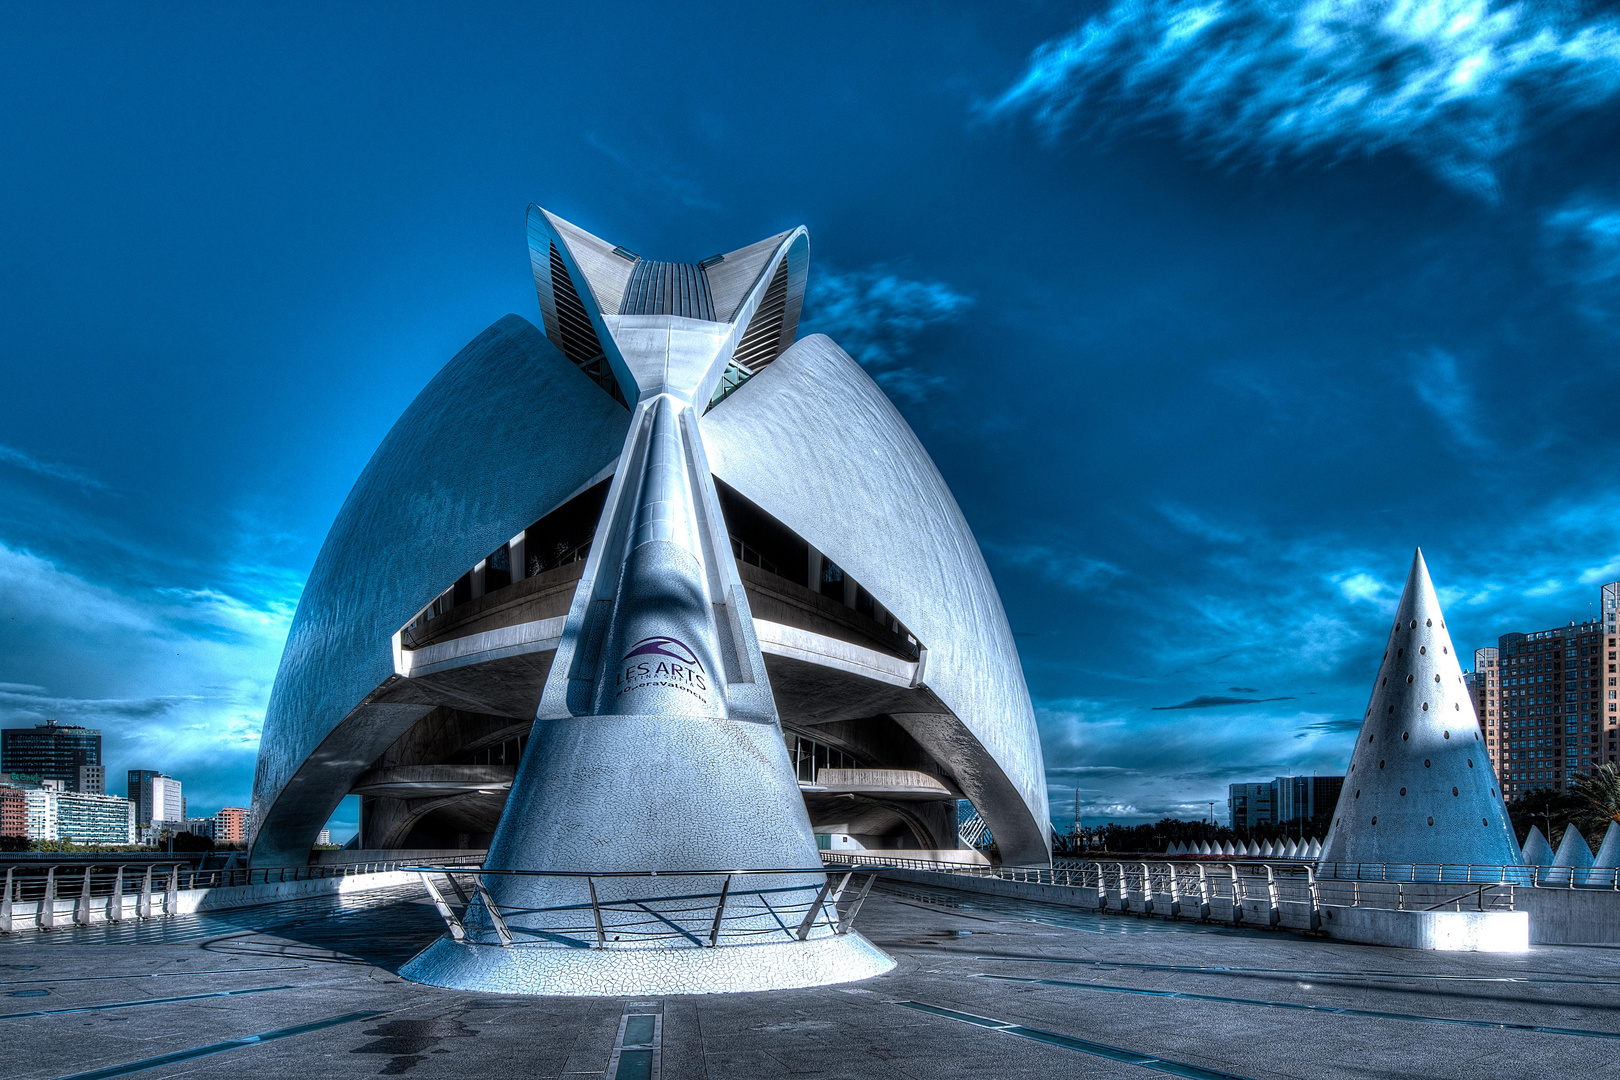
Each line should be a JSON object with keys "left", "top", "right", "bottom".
{"left": 800, "top": 265, "right": 974, "bottom": 401}
{"left": 991, "top": 0, "right": 1620, "bottom": 198}
{"left": 1543, "top": 194, "right": 1620, "bottom": 326}
{"left": 1410, "top": 347, "right": 1490, "bottom": 452}
{"left": 984, "top": 542, "right": 1125, "bottom": 593}
{"left": 0, "top": 540, "right": 300, "bottom": 814}
{"left": 0, "top": 443, "right": 107, "bottom": 491}
{"left": 1153, "top": 694, "right": 1295, "bottom": 710}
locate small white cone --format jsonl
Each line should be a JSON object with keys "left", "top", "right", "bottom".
{"left": 1307, "top": 838, "right": 1322, "bottom": 858}
{"left": 1521, "top": 825, "right": 1555, "bottom": 866}
{"left": 1284, "top": 839, "right": 1299, "bottom": 858}
{"left": 1592, "top": 821, "right": 1620, "bottom": 868}
{"left": 1552, "top": 826, "right": 1595, "bottom": 885}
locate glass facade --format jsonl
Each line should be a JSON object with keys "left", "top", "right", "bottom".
{"left": 0, "top": 722, "right": 101, "bottom": 792}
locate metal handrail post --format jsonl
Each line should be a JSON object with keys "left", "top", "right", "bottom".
{"left": 707, "top": 875, "right": 732, "bottom": 947}
{"left": 139, "top": 865, "right": 154, "bottom": 919}
{"left": 1227, "top": 864, "right": 1243, "bottom": 925}
{"left": 1093, "top": 863, "right": 1108, "bottom": 912}
{"left": 835, "top": 872, "right": 878, "bottom": 934}
{"left": 1264, "top": 865, "right": 1281, "bottom": 927}
{"left": 796, "top": 878, "right": 836, "bottom": 940}
{"left": 40, "top": 867, "right": 56, "bottom": 930}
{"left": 1167, "top": 863, "right": 1182, "bottom": 919}
{"left": 1115, "top": 863, "right": 1130, "bottom": 913}
{"left": 76, "top": 866, "right": 94, "bottom": 926}
{"left": 1196, "top": 863, "right": 1212, "bottom": 921}
{"left": 0, "top": 867, "right": 12, "bottom": 934}
{"left": 417, "top": 872, "right": 466, "bottom": 943}
{"left": 1305, "top": 865, "right": 1321, "bottom": 931}
{"left": 110, "top": 865, "right": 126, "bottom": 923}
{"left": 588, "top": 877, "right": 607, "bottom": 948}
{"left": 1139, "top": 862, "right": 1154, "bottom": 916}
{"left": 165, "top": 864, "right": 179, "bottom": 917}
{"left": 474, "top": 879, "right": 513, "bottom": 947}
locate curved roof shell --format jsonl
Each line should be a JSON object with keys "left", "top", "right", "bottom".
{"left": 250, "top": 217, "right": 1048, "bottom": 868}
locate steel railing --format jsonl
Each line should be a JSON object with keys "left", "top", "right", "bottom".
{"left": 0, "top": 856, "right": 482, "bottom": 933}
{"left": 823, "top": 853, "right": 1525, "bottom": 929}
{"left": 406, "top": 865, "right": 884, "bottom": 950}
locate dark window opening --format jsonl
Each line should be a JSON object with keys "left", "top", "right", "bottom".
{"left": 855, "top": 585, "right": 875, "bottom": 619}
{"left": 485, "top": 544, "right": 512, "bottom": 592}
{"left": 713, "top": 477, "right": 808, "bottom": 586}
{"left": 525, "top": 478, "right": 611, "bottom": 578}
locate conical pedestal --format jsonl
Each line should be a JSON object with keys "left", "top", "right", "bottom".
{"left": 1319, "top": 550, "right": 1522, "bottom": 880}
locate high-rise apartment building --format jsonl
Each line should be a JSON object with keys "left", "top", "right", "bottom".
{"left": 0, "top": 784, "right": 25, "bottom": 838}
{"left": 0, "top": 722, "right": 101, "bottom": 792}
{"left": 55, "top": 791, "right": 136, "bottom": 845}
{"left": 1470, "top": 584, "right": 1619, "bottom": 796}
{"left": 214, "top": 807, "right": 248, "bottom": 844}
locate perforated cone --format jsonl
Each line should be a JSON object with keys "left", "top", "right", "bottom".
{"left": 1320, "top": 550, "right": 1520, "bottom": 876}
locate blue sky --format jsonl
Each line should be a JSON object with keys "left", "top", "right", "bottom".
{"left": 3, "top": 2, "right": 1620, "bottom": 837}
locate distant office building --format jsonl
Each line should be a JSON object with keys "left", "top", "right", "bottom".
{"left": 1229, "top": 776, "right": 1344, "bottom": 831}
{"left": 0, "top": 721, "right": 101, "bottom": 792}
{"left": 1469, "top": 583, "right": 1619, "bottom": 796}
{"left": 1273, "top": 775, "right": 1344, "bottom": 823}
{"left": 0, "top": 784, "right": 25, "bottom": 838}
{"left": 55, "top": 791, "right": 136, "bottom": 845}
{"left": 214, "top": 807, "right": 248, "bottom": 844}
{"left": 317, "top": 829, "right": 332, "bottom": 846}
{"left": 77, "top": 764, "right": 104, "bottom": 796}
{"left": 1228, "top": 783, "right": 1272, "bottom": 830}
{"left": 128, "top": 771, "right": 183, "bottom": 828}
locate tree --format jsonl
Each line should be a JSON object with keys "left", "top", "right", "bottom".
{"left": 1568, "top": 764, "right": 1620, "bottom": 834}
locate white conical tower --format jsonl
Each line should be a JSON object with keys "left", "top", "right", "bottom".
{"left": 1521, "top": 825, "right": 1554, "bottom": 866}
{"left": 1200, "top": 840, "right": 1212, "bottom": 855}
{"left": 1319, "top": 550, "right": 1521, "bottom": 877}
{"left": 1284, "top": 838, "right": 1299, "bottom": 858}
{"left": 1593, "top": 821, "right": 1620, "bottom": 867}
{"left": 1307, "top": 838, "right": 1323, "bottom": 858}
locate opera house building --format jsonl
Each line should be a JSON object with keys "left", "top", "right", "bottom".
{"left": 248, "top": 206, "right": 1051, "bottom": 894}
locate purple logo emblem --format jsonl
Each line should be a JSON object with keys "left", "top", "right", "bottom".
{"left": 615, "top": 634, "right": 709, "bottom": 699}
{"left": 622, "top": 636, "right": 703, "bottom": 670}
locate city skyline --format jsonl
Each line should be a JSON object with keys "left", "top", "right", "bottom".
{"left": 4, "top": 5, "right": 1620, "bottom": 837}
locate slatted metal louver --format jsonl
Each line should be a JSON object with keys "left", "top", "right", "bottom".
{"left": 549, "top": 244, "right": 626, "bottom": 407}
{"left": 620, "top": 260, "right": 716, "bottom": 320}
{"left": 730, "top": 259, "right": 790, "bottom": 373}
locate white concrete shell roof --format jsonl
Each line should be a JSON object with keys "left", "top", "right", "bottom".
{"left": 702, "top": 334, "right": 1050, "bottom": 862}
{"left": 249, "top": 220, "right": 1049, "bottom": 867}
{"left": 248, "top": 317, "right": 631, "bottom": 866}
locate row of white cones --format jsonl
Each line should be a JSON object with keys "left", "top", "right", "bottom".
{"left": 1163, "top": 838, "right": 1323, "bottom": 859}
{"left": 1521, "top": 819, "right": 1620, "bottom": 870}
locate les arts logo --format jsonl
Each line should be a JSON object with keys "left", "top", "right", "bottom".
{"left": 614, "top": 636, "right": 709, "bottom": 704}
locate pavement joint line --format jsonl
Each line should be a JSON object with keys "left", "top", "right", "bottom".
{"left": 893, "top": 1000, "right": 1254, "bottom": 1080}
{"left": 972, "top": 954, "right": 1620, "bottom": 986}
{"left": 41, "top": 1008, "right": 387, "bottom": 1080}
{"left": 0, "top": 965, "right": 309, "bottom": 986}
{"left": 973, "top": 973, "right": 1620, "bottom": 1040}
{"left": 0, "top": 985, "right": 294, "bottom": 1021}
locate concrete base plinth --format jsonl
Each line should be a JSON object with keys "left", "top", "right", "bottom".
{"left": 398, "top": 931, "right": 894, "bottom": 995}
{"left": 1319, "top": 905, "right": 1529, "bottom": 951}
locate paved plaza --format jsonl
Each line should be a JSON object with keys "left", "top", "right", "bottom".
{"left": 6, "top": 880, "right": 1620, "bottom": 1080}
